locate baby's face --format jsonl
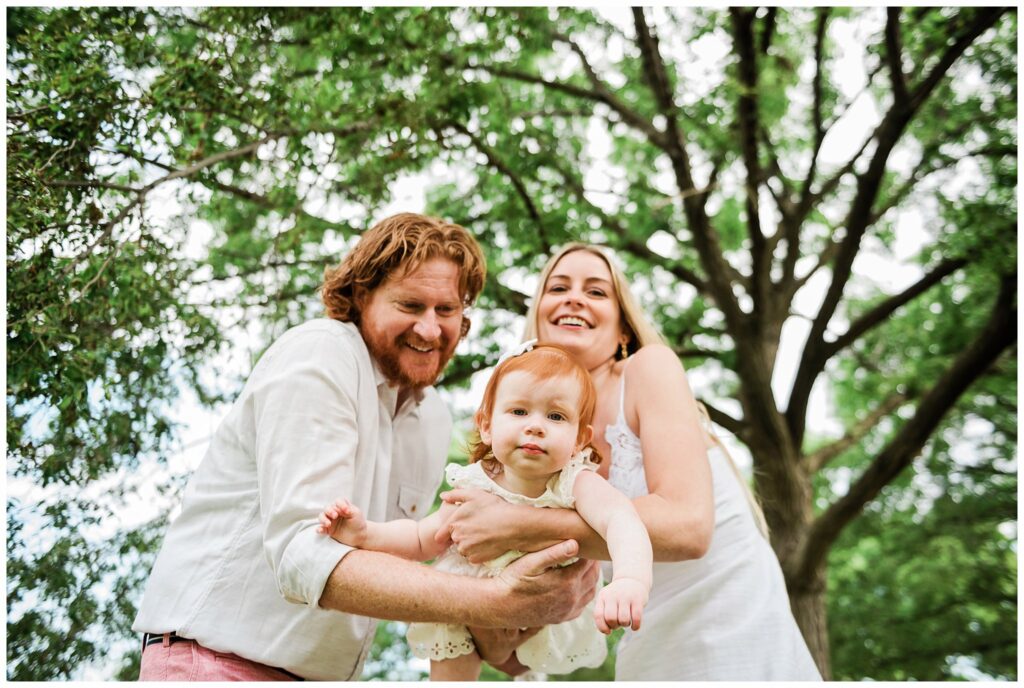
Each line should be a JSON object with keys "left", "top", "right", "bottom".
{"left": 480, "top": 371, "right": 583, "bottom": 481}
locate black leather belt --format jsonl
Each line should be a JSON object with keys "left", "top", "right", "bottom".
{"left": 141, "top": 633, "right": 305, "bottom": 680}
{"left": 143, "top": 631, "right": 188, "bottom": 648}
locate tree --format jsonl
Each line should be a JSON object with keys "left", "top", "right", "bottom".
{"left": 7, "top": 6, "right": 1016, "bottom": 679}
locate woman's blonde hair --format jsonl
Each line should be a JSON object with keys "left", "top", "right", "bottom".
{"left": 525, "top": 242, "right": 770, "bottom": 538}
{"left": 522, "top": 243, "right": 667, "bottom": 357}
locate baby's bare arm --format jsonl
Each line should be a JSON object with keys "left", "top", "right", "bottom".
{"left": 573, "top": 470, "right": 652, "bottom": 632}
{"left": 319, "top": 500, "right": 452, "bottom": 561}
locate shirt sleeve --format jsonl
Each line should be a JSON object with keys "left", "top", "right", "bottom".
{"left": 250, "top": 327, "right": 362, "bottom": 605}
{"left": 552, "top": 451, "right": 601, "bottom": 507}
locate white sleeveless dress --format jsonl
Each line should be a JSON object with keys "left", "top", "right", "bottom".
{"left": 603, "top": 362, "right": 822, "bottom": 680}
{"left": 406, "top": 458, "right": 608, "bottom": 674}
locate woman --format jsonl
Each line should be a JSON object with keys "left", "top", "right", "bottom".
{"left": 441, "top": 244, "right": 821, "bottom": 680}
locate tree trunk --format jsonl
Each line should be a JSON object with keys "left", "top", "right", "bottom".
{"left": 788, "top": 565, "right": 832, "bottom": 679}
{"left": 750, "top": 438, "right": 830, "bottom": 676}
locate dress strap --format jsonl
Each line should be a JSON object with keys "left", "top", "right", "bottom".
{"left": 616, "top": 356, "right": 631, "bottom": 423}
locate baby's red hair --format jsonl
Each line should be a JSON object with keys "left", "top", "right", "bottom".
{"left": 468, "top": 344, "right": 601, "bottom": 464}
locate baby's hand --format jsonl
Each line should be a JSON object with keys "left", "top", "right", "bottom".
{"left": 594, "top": 577, "right": 648, "bottom": 634}
{"left": 317, "top": 498, "right": 367, "bottom": 547}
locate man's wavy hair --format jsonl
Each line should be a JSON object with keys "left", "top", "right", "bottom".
{"left": 321, "top": 213, "right": 486, "bottom": 334}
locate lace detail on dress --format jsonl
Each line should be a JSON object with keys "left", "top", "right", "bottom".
{"left": 604, "top": 360, "right": 650, "bottom": 500}
{"left": 407, "top": 459, "right": 608, "bottom": 673}
{"left": 406, "top": 623, "right": 477, "bottom": 660}
{"left": 517, "top": 634, "right": 606, "bottom": 674}
{"left": 605, "top": 419, "right": 643, "bottom": 471}
{"left": 445, "top": 455, "right": 597, "bottom": 509}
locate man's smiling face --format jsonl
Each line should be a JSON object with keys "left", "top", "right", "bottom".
{"left": 359, "top": 257, "right": 463, "bottom": 390}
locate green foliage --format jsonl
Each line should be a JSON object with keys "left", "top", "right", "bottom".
{"left": 826, "top": 428, "right": 1016, "bottom": 680}
{"left": 821, "top": 259, "right": 1016, "bottom": 679}
{"left": 7, "top": 5, "right": 1015, "bottom": 681}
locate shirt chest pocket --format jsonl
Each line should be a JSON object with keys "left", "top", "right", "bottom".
{"left": 396, "top": 484, "right": 431, "bottom": 520}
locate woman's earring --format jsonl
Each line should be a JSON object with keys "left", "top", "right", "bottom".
{"left": 620, "top": 340, "right": 629, "bottom": 359}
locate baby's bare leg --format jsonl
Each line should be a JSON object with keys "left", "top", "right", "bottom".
{"left": 429, "top": 651, "right": 482, "bottom": 681}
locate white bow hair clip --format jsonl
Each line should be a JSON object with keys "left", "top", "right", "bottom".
{"left": 496, "top": 339, "right": 538, "bottom": 367}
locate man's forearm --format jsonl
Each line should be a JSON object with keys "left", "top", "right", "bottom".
{"left": 319, "top": 542, "right": 600, "bottom": 632}
{"left": 319, "top": 549, "right": 504, "bottom": 626}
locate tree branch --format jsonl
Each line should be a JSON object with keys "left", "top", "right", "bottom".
{"left": 803, "top": 134, "right": 873, "bottom": 216}
{"left": 730, "top": 8, "right": 770, "bottom": 319}
{"left": 868, "top": 115, "right": 1006, "bottom": 225}
{"left": 445, "top": 122, "right": 551, "bottom": 254}
{"left": 797, "top": 62, "right": 881, "bottom": 221}
{"left": 884, "top": 8, "right": 910, "bottom": 105}
{"left": 793, "top": 7, "right": 831, "bottom": 244}
{"left": 824, "top": 256, "right": 969, "bottom": 358}
{"left": 761, "top": 131, "right": 796, "bottom": 218}
{"left": 631, "top": 8, "right": 678, "bottom": 118}
{"left": 786, "top": 9, "right": 1004, "bottom": 446}
{"left": 49, "top": 180, "right": 139, "bottom": 193}
{"left": 906, "top": 8, "right": 1007, "bottom": 111}
{"left": 477, "top": 62, "right": 665, "bottom": 148}
{"left": 116, "top": 146, "right": 355, "bottom": 233}
{"left": 806, "top": 392, "right": 909, "bottom": 472}
{"left": 760, "top": 8, "right": 778, "bottom": 55}
{"left": 674, "top": 345, "right": 725, "bottom": 361}
{"left": 547, "top": 157, "right": 711, "bottom": 294}
{"left": 791, "top": 231, "right": 843, "bottom": 294}
{"left": 792, "top": 272, "right": 1017, "bottom": 581}
{"left": 701, "top": 400, "right": 747, "bottom": 441}
{"left": 631, "top": 8, "right": 743, "bottom": 331}
{"left": 484, "top": 282, "right": 530, "bottom": 316}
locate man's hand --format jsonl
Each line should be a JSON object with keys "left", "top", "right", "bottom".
{"left": 467, "top": 626, "right": 540, "bottom": 666}
{"left": 484, "top": 652, "right": 531, "bottom": 678}
{"left": 593, "top": 577, "right": 648, "bottom": 634}
{"left": 437, "top": 488, "right": 531, "bottom": 563}
{"left": 486, "top": 540, "right": 600, "bottom": 629}
{"left": 317, "top": 498, "right": 367, "bottom": 547}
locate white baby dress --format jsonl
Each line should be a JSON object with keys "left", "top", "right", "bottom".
{"left": 405, "top": 456, "right": 607, "bottom": 674}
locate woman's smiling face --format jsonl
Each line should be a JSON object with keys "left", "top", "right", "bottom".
{"left": 536, "top": 250, "right": 625, "bottom": 370}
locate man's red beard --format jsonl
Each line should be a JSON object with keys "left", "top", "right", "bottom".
{"left": 362, "top": 330, "right": 457, "bottom": 390}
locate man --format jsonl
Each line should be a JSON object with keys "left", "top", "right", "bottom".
{"left": 133, "top": 213, "right": 598, "bottom": 680}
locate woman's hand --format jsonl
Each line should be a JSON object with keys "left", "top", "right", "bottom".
{"left": 435, "top": 488, "right": 526, "bottom": 563}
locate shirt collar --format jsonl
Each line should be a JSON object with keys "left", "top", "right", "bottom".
{"left": 369, "top": 356, "right": 426, "bottom": 417}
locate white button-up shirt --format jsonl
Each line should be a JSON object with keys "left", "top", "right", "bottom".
{"left": 133, "top": 319, "right": 451, "bottom": 679}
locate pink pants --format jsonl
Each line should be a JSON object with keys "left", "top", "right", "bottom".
{"left": 138, "top": 636, "right": 302, "bottom": 681}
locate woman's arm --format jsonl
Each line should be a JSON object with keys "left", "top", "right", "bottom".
{"left": 438, "top": 345, "right": 715, "bottom": 563}
{"left": 437, "top": 487, "right": 602, "bottom": 561}
{"left": 624, "top": 344, "right": 715, "bottom": 560}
